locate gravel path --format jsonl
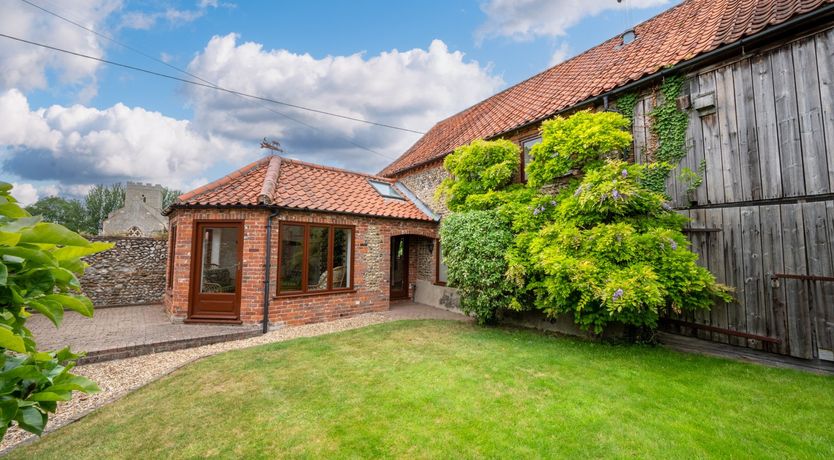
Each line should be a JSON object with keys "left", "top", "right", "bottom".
{"left": 2, "top": 305, "right": 468, "bottom": 453}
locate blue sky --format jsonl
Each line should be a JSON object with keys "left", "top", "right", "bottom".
{"left": 0, "top": 0, "right": 676, "bottom": 205}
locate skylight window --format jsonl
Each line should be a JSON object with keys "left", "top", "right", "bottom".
{"left": 369, "top": 180, "right": 404, "bottom": 200}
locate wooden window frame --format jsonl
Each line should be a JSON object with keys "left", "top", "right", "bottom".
{"left": 167, "top": 224, "right": 177, "bottom": 290}
{"left": 519, "top": 135, "right": 542, "bottom": 183}
{"left": 276, "top": 221, "right": 355, "bottom": 297}
{"left": 434, "top": 239, "right": 447, "bottom": 286}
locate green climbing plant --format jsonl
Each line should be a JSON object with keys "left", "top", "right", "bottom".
{"left": 642, "top": 75, "right": 691, "bottom": 194}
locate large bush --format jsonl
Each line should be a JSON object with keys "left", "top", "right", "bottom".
{"left": 518, "top": 161, "right": 732, "bottom": 333}
{"left": 0, "top": 183, "right": 110, "bottom": 439}
{"left": 526, "top": 110, "right": 632, "bottom": 187}
{"left": 439, "top": 210, "right": 516, "bottom": 324}
{"left": 436, "top": 138, "right": 520, "bottom": 211}
{"left": 438, "top": 110, "right": 730, "bottom": 337}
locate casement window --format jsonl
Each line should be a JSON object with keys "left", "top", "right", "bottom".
{"left": 167, "top": 224, "right": 177, "bottom": 289}
{"left": 278, "top": 222, "right": 354, "bottom": 295}
{"left": 521, "top": 136, "right": 542, "bottom": 182}
{"left": 435, "top": 240, "right": 448, "bottom": 285}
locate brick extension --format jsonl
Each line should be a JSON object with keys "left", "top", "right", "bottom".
{"left": 165, "top": 203, "right": 438, "bottom": 326}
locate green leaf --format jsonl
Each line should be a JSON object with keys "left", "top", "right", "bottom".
{"left": 0, "top": 263, "right": 6, "bottom": 286}
{"left": 19, "top": 222, "right": 90, "bottom": 247}
{"left": 15, "top": 406, "right": 46, "bottom": 435}
{"left": 0, "top": 246, "right": 57, "bottom": 267}
{"left": 42, "top": 294, "right": 94, "bottom": 317}
{"left": 0, "top": 216, "right": 41, "bottom": 233}
{"left": 0, "top": 231, "right": 21, "bottom": 246}
{"left": 0, "top": 326, "right": 25, "bottom": 352}
{"left": 50, "top": 375, "right": 99, "bottom": 393}
{"left": 0, "top": 201, "right": 29, "bottom": 219}
{"left": 28, "top": 391, "right": 72, "bottom": 402}
{"left": 0, "top": 399, "right": 17, "bottom": 426}
{"left": 52, "top": 242, "right": 113, "bottom": 261}
{"left": 28, "top": 300, "right": 64, "bottom": 327}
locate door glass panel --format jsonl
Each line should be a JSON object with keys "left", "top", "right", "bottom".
{"left": 279, "top": 225, "right": 304, "bottom": 292}
{"left": 199, "top": 227, "right": 238, "bottom": 293}
{"left": 391, "top": 237, "right": 405, "bottom": 292}
{"left": 307, "top": 226, "right": 330, "bottom": 291}
{"left": 437, "top": 242, "right": 448, "bottom": 284}
{"left": 333, "top": 228, "right": 352, "bottom": 289}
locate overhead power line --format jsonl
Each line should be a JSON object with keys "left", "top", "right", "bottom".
{"left": 16, "top": 0, "right": 408, "bottom": 160}
{"left": 0, "top": 24, "right": 424, "bottom": 136}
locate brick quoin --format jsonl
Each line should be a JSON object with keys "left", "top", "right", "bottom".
{"left": 164, "top": 207, "right": 438, "bottom": 327}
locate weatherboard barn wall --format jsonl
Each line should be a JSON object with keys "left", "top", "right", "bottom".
{"left": 631, "top": 26, "right": 834, "bottom": 360}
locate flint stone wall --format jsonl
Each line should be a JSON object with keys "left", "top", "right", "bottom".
{"left": 80, "top": 236, "right": 168, "bottom": 307}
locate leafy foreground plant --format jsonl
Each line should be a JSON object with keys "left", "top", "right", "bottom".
{"left": 0, "top": 182, "right": 111, "bottom": 439}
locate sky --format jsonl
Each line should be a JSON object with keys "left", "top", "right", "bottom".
{"left": 0, "top": 0, "right": 678, "bottom": 206}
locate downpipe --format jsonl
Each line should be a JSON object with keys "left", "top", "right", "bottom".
{"left": 262, "top": 209, "right": 279, "bottom": 333}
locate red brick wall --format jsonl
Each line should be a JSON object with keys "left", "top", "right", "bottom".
{"left": 165, "top": 207, "right": 437, "bottom": 327}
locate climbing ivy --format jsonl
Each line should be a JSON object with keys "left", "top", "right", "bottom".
{"left": 615, "top": 92, "right": 639, "bottom": 126}
{"left": 642, "top": 75, "right": 690, "bottom": 194}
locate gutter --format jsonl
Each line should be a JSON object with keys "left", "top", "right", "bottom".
{"left": 262, "top": 208, "right": 279, "bottom": 333}
{"left": 386, "top": 4, "right": 834, "bottom": 178}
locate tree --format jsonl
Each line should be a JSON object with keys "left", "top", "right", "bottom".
{"left": 162, "top": 188, "right": 182, "bottom": 209}
{"left": 83, "top": 184, "right": 125, "bottom": 234}
{"left": 0, "top": 182, "right": 111, "bottom": 440}
{"left": 24, "top": 197, "right": 86, "bottom": 234}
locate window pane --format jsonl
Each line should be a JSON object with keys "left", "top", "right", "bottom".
{"left": 522, "top": 137, "right": 542, "bottom": 179}
{"left": 369, "top": 180, "right": 403, "bottom": 199}
{"left": 333, "top": 228, "right": 352, "bottom": 288}
{"left": 199, "top": 227, "right": 238, "bottom": 293}
{"left": 438, "top": 242, "right": 448, "bottom": 284}
{"left": 279, "top": 225, "right": 304, "bottom": 292}
{"left": 307, "top": 226, "right": 330, "bottom": 291}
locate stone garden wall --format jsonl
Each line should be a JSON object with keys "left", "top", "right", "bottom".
{"left": 81, "top": 236, "right": 168, "bottom": 307}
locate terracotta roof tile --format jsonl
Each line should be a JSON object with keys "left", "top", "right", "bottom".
{"left": 380, "top": 0, "right": 833, "bottom": 177}
{"left": 176, "top": 156, "right": 434, "bottom": 221}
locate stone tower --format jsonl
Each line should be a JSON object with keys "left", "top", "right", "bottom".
{"left": 101, "top": 182, "right": 168, "bottom": 237}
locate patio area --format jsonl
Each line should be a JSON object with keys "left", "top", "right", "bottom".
{"left": 30, "top": 304, "right": 261, "bottom": 363}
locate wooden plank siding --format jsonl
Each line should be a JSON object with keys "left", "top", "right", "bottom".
{"left": 631, "top": 27, "right": 834, "bottom": 359}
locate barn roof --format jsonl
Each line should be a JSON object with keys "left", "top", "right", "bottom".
{"left": 380, "top": 0, "right": 834, "bottom": 177}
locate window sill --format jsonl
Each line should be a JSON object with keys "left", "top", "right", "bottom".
{"left": 434, "top": 281, "right": 447, "bottom": 286}
{"left": 273, "top": 289, "right": 356, "bottom": 300}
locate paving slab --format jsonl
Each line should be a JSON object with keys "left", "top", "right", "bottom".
{"left": 29, "top": 304, "right": 260, "bottom": 363}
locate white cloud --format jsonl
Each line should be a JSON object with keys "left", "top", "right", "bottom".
{"left": 185, "top": 34, "right": 503, "bottom": 172}
{"left": 120, "top": 0, "right": 229, "bottom": 30}
{"left": 0, "top": 89, "right": 249, "bottom": 190}
{"left": 476, "top": 0, "right": 669, "bottom": 42}
{"left": 549, "top": 42, "right": 571, "bottom": 66}
{"left": 0, "top": 0, "right": 121, "bottom": 94}
{"left": 10, "top": 183, "right": 40, "bottom": 206}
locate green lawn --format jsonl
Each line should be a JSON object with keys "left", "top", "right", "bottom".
{"left": 11, "top": 321, "right": 834, "bottom": 459}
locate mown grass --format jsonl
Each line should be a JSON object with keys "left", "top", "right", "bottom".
{"left": 11, "top": 320, "right": 834, "bottom": 459}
